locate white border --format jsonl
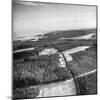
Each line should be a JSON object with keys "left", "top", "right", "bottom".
{"left": 0, "top": 0, "right": 99, "bottom": 100}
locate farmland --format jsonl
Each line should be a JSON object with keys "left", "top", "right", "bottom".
{"left": 13, "top": 28, "right": 97, "bottom": 99}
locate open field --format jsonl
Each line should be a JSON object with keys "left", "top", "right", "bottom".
{"left": 76, "top": 71, "right": 97, "bottom": 95}
{"left": 67, "top": 46, "right": 97, "bottom": 77}
{"left": 13, "top": 29, "right": 97, "bottom": 99}
{"left": 66, "top": 45, "right": 97, "bottom": 95}
{"left": 13, "top": 29, "right": 96, "bottom": 51}
{"left": 13, "top": 39, "right": 96, "bottom": 60}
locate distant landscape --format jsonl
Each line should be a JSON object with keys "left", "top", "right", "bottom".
{"left": 13, "top": 28, "right": 97, "bottom": 99}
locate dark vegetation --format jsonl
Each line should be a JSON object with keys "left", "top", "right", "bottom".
{"left": 76, "top": 71, "right": 97, "bottom": 95}
{"left": 67, "top": 46, "right": 96, "bottom": 77}
{"left": 43, "top": 28, "right": 96, "bottom": 40}
{"left": 13, "top": 54, "right": 72, "bottom": 99}
{"left": 13, "top": 28, "right": 96, "bottom": 51}
{"left": 13, "top": 86, "right": 40, "bottom": 99}
{"left": 67, "top": 45, "right": 97, "bottom": 94}
{"left": 13, "top": 54, "right": 71, "bottom": 89}
{"left": 13, "top": 39, "right": 96, "bottom": 60}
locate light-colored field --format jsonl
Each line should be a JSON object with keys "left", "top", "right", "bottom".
{"left": 13, "top": 47, "right": 35, "bottom": 53}
{"left": 37, "top": 79, "right": 76, "bottom": 97}
{"left": 63, "top": 46, "right": 91, "bottom": 61}
{"left": 58, "top": 33, "right": 96, "bottom": 40}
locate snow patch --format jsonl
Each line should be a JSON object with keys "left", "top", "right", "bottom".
{"left": 58, "top": 33, "right": 96, "bottom": 40}
{"left": 63, "top": 46, "right": 91, "bottom": 62}
{"left": 76, "top": 69, "right": 96, "bottom": 78}
{"left": 37, "top": 79, "right": 76, "bottom": 97}
{"left": 39, "top": 48, "right": 58, "bottom": 55}
{"left": 58, "top": 53, "right": 66, "bottom": 68}
{"left": 13, "top": 47, "right": 35, "bottom": 53}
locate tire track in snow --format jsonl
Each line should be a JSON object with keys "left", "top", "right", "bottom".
{"left": 76, "top": 69, "right": 97, "bottom": 78}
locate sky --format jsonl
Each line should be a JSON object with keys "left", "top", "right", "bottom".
{"left": 13, "top": 0, "right": 96, "bottom": 37}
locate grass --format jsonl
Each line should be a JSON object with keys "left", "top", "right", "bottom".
{"left": 67, "top": 46, "right": 97, "bottom": 77}
{"left": 13, "top": 28, "right": 96, "bottom": 51}
{"left": 13, "top": 85, "right": 40, "bottom": 99}
{"left": 13, "top": 28, "right": 97, "bottom": 99}
{"left": 13, "top": 43, "right": 97, "bottom": 99}
{"left": 13, "top": 54, "right": 71, "bottom": 88}
{"left": 13, "top": 53, "right": 72, "bottom": 99}
{"left": 76, "top": 71, "right": 97, "bottom": 95}
{"left": 43, "top": 28, "right": 96, "bottom": 40}
{"left": 13, "top": 39, "right": 96, "bottom": 60}
{"left": 66, "top": 46, "right": 97, "bottom": 95}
